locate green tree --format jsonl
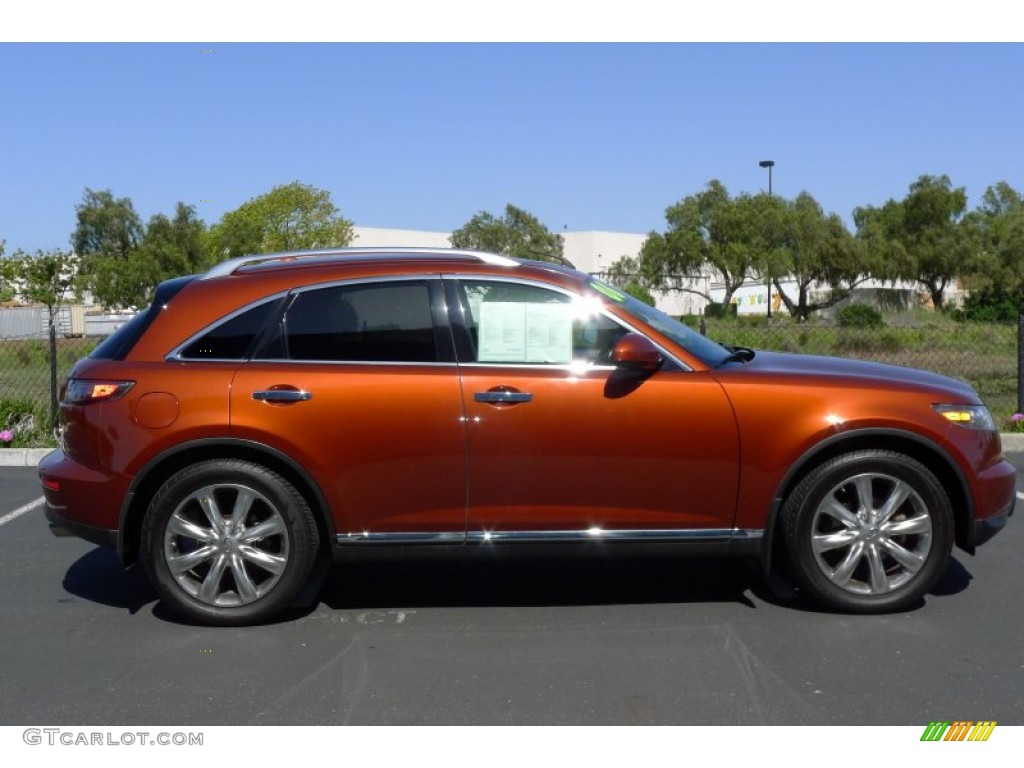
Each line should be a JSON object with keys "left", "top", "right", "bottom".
{"left": 959, "top": 182, "right": 1024, "bottom": 318}
{"left": 208, "top": 181, "right": 354, "bottom": 259}
{"left": 139, "top": 203, "right": 210, "bottom": 278}
{"left": 0, "top": 240, "right": 14, "bottom": 302}
{"left": 450, "top": 204, "right": 565, "bottom": 262}
{"left": 71, "top": 188, "right": 145, "bottom": 308}
{"left": 854, "top": 175, "right": 977, "bottom": 311}
{"left": 612, "top": 181, "right": 761, "bottom": 307}
{"left": 11, "top": 248, "right": 77, "bottom": 329}
{"left": 775, "top": 192, "right": 868, "bottom": 320}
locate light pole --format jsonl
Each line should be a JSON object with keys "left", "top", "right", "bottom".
{"left": 759, "top": 159, "right": 775, "bottom": 320}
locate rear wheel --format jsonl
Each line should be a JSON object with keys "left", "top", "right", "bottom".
{"left": 781, "top": 450, "right": 954, "bottom": 613}
{"left": 142, "top": 459, "right": 320, "bottom": 625}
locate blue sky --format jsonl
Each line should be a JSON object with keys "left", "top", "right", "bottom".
{"left": 1, "top": 42, "right": 1022, "bottom": 253}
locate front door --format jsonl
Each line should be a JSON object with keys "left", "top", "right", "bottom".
{"left": 449, "top": 278, "right": 740, "bottom": 538}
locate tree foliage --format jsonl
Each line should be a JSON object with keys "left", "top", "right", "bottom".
{"left": 611, "top": 181, "right": 777, "bottom": 308}
{"left": 854, "top": 175, "right": 976, "bottom": 311}
{"left": 450, "top": 204, "right": 565, "bottom": 262}
{"left": 208, "top": 181, "right": 354, "bottom": 259}
{"left": 71, "top": 189, "right": 213, "bottom": 309}
{"left": 71, "top": 188, "right": 147, "bottom": 309}
{"left": 5, "top": 248, "right": 77, "bottom": 327}
{"left": 776, "top": 192, "right": 867, "bottom": 320}
{"left": 958, "top": 181, "right": 1024, "bottom": 318}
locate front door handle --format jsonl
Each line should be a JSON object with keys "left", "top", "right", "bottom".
{"left": 474, "top": 388, "right": 533, "bottom": 405}
{"left": 252, "top": 389, "right": 312, "bottom": 403}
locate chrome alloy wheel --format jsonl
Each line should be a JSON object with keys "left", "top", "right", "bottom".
{"left": 163, "top": 484, "right": 290, "bottom": 607}
{"left": 810, "top": 472, "right": 933, "bottom": 595}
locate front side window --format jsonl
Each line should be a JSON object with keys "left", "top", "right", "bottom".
{"left": 279, "top": 281, "right": 437, "bottom": 363}
{"left": 457, "top": 280, "right": 627, "bottom": 365}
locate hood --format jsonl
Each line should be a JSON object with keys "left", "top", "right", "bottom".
{"left": 719, "top": 350, "right": 980, "bottom": 402}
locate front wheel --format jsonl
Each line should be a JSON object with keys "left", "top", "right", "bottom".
{"left": 141, "top": 460, "right": 320, "bottom": 625}
{"left": 781, "top": 450, "right": 954, "bottom": 613}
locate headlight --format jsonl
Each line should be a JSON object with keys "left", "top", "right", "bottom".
{"left": 933, "top": 404, "right": 996, "bottom": 431}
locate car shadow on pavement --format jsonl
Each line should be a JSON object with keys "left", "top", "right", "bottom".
{"left": 62, "top": 547, "right": 157, "bottom": 615}
{"left": 317, "top": 550, "right": 768, "bottom": 612}
{"left": 57, "top": 545, "right": 973, "bottom": 622}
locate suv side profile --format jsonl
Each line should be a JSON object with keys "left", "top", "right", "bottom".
{"left": 40, "top": 248, "right": 1016, "bottom": 625}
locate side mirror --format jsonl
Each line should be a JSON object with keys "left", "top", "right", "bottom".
{"left": 611, "top": 333, "right": 663, "bottom": 371}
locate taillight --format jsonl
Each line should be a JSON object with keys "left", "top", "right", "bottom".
{"left": 63, "top": 379, "right": 135, "bottom": 405}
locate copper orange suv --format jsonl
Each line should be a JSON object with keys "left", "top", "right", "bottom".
{"left": 40, "top": 248, "right": 1015, "bottom": 624}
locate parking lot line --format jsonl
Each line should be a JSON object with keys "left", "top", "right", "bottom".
{"left": 0, "top": 497, "right": 44, "bottom": 528}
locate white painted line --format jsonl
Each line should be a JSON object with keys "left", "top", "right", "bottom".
{"left": 0, "top": 497, "right": 45, "bottom": 527}
{"left": 1017, "top": 491, "right": 1024, "bottom": 501}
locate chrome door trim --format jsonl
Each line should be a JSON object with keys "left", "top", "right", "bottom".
{"left": 335, "top": 528, "right": 762, "bottom": 545}
{"left": 336, "top": 531, "right": 466, "bottom": 544}
{"left": 468, "top": 528, "right": 763, "bottom": 543}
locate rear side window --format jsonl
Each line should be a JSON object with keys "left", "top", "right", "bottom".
{"left": 178, "top": 299, "right": 282, "bottom": 360}
{"left": 278, "top": 281, "right": 437, "bottom": 363}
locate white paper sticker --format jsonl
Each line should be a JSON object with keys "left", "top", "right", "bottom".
{"left": 478, "top": 302, "right": 572, "bottom": 363}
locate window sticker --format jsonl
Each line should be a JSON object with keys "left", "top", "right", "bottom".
{"left": 478, "top": 302, "right": 572, "bottom": 364}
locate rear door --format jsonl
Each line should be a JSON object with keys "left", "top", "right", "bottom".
{"left": 229, "top": 278, "right": 468, "bottom": 540}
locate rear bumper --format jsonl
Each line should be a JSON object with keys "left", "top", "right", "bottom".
{"left": 38, "top": 448, "right": 127, "bottom": 547}
{"left": 44, "top": 503, "right": 118, "bottom": 549}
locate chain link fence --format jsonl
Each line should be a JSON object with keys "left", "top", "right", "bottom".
{"left": 0, "top": 319, "right": 1021, "bottom": 447}
{"left": 1, "top": 333, "right": 96, "bottom": 447}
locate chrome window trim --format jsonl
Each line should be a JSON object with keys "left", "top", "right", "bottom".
{"left": 241, "top": 359, "right": 460, "bottom": 368}
{"left": 335, "top": 528, "right": 763, "bottom": 545}
{"left": 444, "top": 273, "right": 691, "bottom": 372}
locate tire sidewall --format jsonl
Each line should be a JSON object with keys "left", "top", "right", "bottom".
{"left": 142, "top": 460, "right": 317, "bottom": 626}
{"left": 783, "top": 451, "right": 954, "bottom": 613}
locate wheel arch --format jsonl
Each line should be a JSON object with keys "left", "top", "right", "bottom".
{"left": 117, "top": 438, "right": 335, "bottom": 567}
{"left": 760, "top": 428, "right": 974, "bottom": 577}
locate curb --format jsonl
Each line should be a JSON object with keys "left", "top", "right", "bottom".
{"left": 999, "top": 433, "right": 1024, "bottom": 452}
{"left": 0, "top": 449, "right": 54, "bottom": 468}
{"left": 3, "top": 437, "right": 1024, "bottom": 469}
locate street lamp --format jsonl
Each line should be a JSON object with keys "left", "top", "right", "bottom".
{"left": 759, "top": 159, "right": 775, "bottom": 319}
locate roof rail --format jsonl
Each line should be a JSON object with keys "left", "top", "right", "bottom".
{"left": 200, "top": 247, "right": 520, "bottom": 279}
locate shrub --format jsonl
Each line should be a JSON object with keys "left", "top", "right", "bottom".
{"left": 837, "top": 304, "right": 884, "bottom": 328}
{"left": 704, "top": 302, "right": 736, "bottom": 319}
{"left": 622, "top": 282, "right": 655, "bottom": 307}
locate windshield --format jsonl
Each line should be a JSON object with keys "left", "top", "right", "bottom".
{"left": 587, "top": 278, "right": 732, "bottom": 367}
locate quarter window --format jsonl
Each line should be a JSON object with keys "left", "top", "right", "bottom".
{"left": 178, "top": 299, "right": 281, "bottom": 360}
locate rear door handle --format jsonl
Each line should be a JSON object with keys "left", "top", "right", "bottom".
{"left": 252, "top": 389, "right": 312, "bottom": 403}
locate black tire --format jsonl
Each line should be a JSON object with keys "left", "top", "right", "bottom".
{"left": 781, "top": 450, "right": 953, "bottom": 613}
{"left": 141, "top": 459, "right": 320, "bottom": 626}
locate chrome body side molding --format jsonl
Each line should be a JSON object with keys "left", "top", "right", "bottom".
{"left": 336, "top": 528, "right": 764, "bottom": 545}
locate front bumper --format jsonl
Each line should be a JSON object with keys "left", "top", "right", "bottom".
{"left": 973, "top": 492, "right": 1014, "bottom": 548}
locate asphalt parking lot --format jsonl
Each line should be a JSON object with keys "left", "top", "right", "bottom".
{"left": 1, "top": 458, "right": 1022, "bottom": 726}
